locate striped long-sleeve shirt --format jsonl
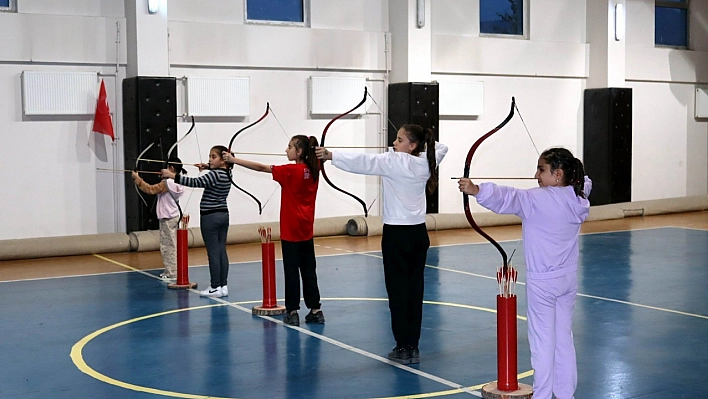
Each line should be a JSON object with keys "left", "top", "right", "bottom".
{"left": 175, "top": 169, "right": 231, "bottom": 214}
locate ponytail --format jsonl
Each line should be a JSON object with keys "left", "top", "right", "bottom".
{"left": 401, "top": 124, "right": 438, "bottom": 194}
{"left": 292, "top": 135, "right": 320, "bottom": 182}
{"left": 569, "top": 157, "right": 586, "bottom": 198}
{"left": 424, "top": 128, "right": 438, "bottom": 194}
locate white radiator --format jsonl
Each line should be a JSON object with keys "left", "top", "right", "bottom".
{"left": 696, "top": 87, "right": 708, "bottom": 119}
{"left": 186, "top": 76, "right": 250, "bottom": 117}
{"left": 309, "top": 76, "right": 367, "bottom": 115}
{"left": 21, "top": 71, "right": 98, "bottom": 115}
{"left": 439, "top": 81, "right": 484, "bottom": 117}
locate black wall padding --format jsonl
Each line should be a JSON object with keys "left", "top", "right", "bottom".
{"left": 388, "top": 82, "right": 440, "bottom": 213}
{"left": 583, "top": 87, "right": 632, "bottom": 206}
{"left": 123, "top": 76, "right": 177, "bottom": 232}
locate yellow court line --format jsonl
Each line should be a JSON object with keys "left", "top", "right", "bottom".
{"left": 93, "top": 253, "right": 144, "bottom": 273}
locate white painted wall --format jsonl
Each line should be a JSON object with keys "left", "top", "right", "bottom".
{"left": 0, "top": 0, "right": 706, "bottom": 240}
{"left": 624, "top": 0, "right": 708, "bottom": 200}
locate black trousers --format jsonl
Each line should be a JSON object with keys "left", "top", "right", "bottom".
{"left": 381, "top": 223, "right": 430, "bottom": 347}
{"left": 281, "top": 239, "right": 321, "bottom": 312}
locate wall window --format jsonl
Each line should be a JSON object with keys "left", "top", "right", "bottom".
{"left": 245, "top": 0, "right": 308, "bottom": 26}
{"left": 655, "top": 0, "right": 689, "bottom": 48}
{"left": 0, "top": 0, "right": 17, "bottom": 12}
{"left": 480, "top": 0, "right": 525, "bottom": 37}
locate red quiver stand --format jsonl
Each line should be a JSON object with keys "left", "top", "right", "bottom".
{"left": 481, "top": 265, "right": 532, "bottom": 399}
{"left": 168, "top": 229, "right": 197, "bottom": 290}
{"left": 252, "top": 228, "right": 285, "bottom": 316}
{"left": 496, "top": 295, "right": 519, "bottom": 391}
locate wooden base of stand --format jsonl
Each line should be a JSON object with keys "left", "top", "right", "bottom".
{"left": 167, "top": 282, "right": 197, "bottom": 290}
{"left": 252, "top": 305, "right": 286, "bottom": 316}
{"left": 481, "top": 383, "right": 533, "bottom": 399}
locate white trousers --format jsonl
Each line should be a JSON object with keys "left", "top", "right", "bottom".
{"left": 526, "top": 272, "right": 578, "bottom": 399}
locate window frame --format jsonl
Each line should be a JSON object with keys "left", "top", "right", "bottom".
{"left": 0, "top": 0, "right": 17, "bottom": 12}
{"left": 479, "top": 0, "right": 529, "bottom": 40}
{"left": 244, "top": 0, "right": 310, "bottom": 28}
{"left": 655, "top": 0, "right": 690, "bottom": 49}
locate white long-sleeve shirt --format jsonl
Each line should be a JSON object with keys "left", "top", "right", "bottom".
{"left": 331, "top": 143, "right": 448, "bottom": 225}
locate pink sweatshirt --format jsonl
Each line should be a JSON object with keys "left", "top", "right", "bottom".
{"left": 134, "top": 177, "right": 185, "bottom": 220}
{"left": 475, "top": 177, "right": 592, "bottom": 279}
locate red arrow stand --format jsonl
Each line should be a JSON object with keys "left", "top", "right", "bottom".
{"left": 251, "top": 241, "right": 286, "bottom": 316}
{"left": 168, "top": 229, "right": 197, "bottom": 290}
{"left": 481, "top": 294, "right": 532, "bottom": 399}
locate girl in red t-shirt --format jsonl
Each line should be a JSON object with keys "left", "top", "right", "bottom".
{"left": 223, "top": 135, "right": 323, "bottom": 326}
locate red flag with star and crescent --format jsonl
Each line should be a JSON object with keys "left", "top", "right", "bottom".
{"left": 92, "top": 79, "right": 115, "bottom": 141}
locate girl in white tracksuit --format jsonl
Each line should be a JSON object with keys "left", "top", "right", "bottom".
{"left": 458, "top": 147, "right": 591, "bottom": 399}
{"left": 316, "top": 124, "right": 448, "bottom": 365}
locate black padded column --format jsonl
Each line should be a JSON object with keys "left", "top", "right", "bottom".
{"left": 583, "top": 87, "right": 632, "bottom": 205}
{"left": 122, "top": 76, "right": 177, "bottom": 232}
{"left": 388, "top": 82, "right": 440, "bottom": 213}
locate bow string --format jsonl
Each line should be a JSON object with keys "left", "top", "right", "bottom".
{"left": 320, "top": 87, "right": 369, "bottom": 217}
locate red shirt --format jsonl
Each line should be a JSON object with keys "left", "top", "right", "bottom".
{"left": 271, "top": 163, "right": 318, "bottom": 242}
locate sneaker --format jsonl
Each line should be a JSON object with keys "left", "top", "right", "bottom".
{"left": 159, "top": 273, "right": 176, "bottom": 282}
{"left": 283, "top": 311, "right": 299, "bottom": 326}
{"left": 221, "top": 285, "right": 228, "bottom": 296}
{"left": 305, "top": 309, "right": 325, "bottom": 324}
{"left": 407, "top": 345, "right": 420, "bottom": 364}
{"left": 200, "top": 286, "right": 222, "bottom": 297}
{"left": 387, "top": 346, "right": 416, "bottom": 365}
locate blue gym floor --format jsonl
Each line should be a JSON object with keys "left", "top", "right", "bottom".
{"left": 1, "top": 227, "right": 707, "bottom": 399}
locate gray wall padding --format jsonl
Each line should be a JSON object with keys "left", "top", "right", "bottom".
{"left": 1, "top": 196, "right": 706, "bottom": 260}
{"left": 345, "top": 195, "right": 708, "bottom": 236}
{"left": 0, "top": 233, "right": 131, "bottom": 261}
{"left": 127, "top": 216, "right": 353, "bottom": 253}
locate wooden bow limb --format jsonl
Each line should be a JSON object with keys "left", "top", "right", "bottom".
{"left": 97, "top": 168, "right": 162, "bottom": 175}
{"left": 452, "top": 177, "right": 536, "bottom": 180}
{"left": 136, "top": 158, "right": 202, "bottom": 166}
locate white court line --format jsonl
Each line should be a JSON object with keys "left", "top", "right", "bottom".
{"left": 196, "top": 295, "right": 483, "bottom": 397}
{"left": 348, "top": 246, "right": 708, "bottom": 321}
{"left": 91, "top": 253, "right": 484, "bottom": 396}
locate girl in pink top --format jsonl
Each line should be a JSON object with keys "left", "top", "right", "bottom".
{"left": 458, "top": 147, "right": 591, "bottom": 399}
{"left": 132, "top": 158, "right": 185, "bottom": 281}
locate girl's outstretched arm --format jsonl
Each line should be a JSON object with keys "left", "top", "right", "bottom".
{"left": 222, "top": 152, "right": 271, "bottom": 173}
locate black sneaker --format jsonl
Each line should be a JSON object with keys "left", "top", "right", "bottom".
{"left": 387, "top": 346, "right": 413, "bottom": 364}
{"left": 407, "top": 345, "right": 420, "bottom": 364}
{"left": 305, "top": 309, "right": 325, "bottom": 324}
{"left": 283, "top": 311, "right": 299, "bottom": 326}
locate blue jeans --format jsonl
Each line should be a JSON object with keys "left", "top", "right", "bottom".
{"left": 200, "top": 211, "right": 229, "bottom": 288}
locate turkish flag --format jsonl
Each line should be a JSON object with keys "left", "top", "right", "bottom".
{"left": 92, "top": 79, "right": 115, "bottom": 141}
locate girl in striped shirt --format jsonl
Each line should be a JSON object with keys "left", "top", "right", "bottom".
{"left": 162, "top": 145, "right": 232, "bottom": 297}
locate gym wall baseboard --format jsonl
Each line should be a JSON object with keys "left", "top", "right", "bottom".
{"left": 1, "top": 195, "right": 707, "bottom": 261}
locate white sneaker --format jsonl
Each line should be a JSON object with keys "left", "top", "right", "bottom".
{"left": 159, "top": 273, "right": 176, "bottom": 282}
{"left": 200, "top": 286, "right": 222, "bottom": 297}
{"left": 221, "top": 285, "right": 228, "bottom": 296}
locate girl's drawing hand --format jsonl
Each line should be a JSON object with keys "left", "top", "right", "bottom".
{"left": 315, "top": 147, "right": 332, "bottom": 161}
{"left": 221, "top": 151, "right": 236, "bottom": 164}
